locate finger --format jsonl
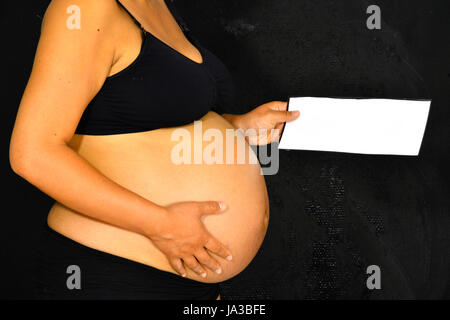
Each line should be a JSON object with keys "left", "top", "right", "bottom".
{"left": 268, "top": 101, "right": 288, "bottom": 112}
{"left": 183, "top": 256, "right": 208, "bottom": 278}
{"left": 271, "top": 129, "right": 282, "bottom": 143}
{"left": 271, "top": 123, "right": 284, "bottom": 142}
{"left": 197, "top": 201, "right": 227, "bottom": 216}
{"left": 274, "top": 122, "right": 284, "bottom": 131}
{"left": 205, "top": 236, "right": 233, "bottom": 261}
{"left": 195, "top": 249, "right": 223, "bottom": 274}
{"left": 170, "top": 258, "right": 187, "bottom": 278}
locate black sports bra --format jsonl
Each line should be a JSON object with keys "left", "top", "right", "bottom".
{"left": 75, "top": 0, "right": 235, "bottom": 135}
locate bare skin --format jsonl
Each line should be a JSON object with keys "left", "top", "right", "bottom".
{"left": 9, "top": 0, "right": 299, "bottom": 286}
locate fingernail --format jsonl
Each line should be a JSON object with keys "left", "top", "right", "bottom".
{"left": 181, "top": 273, "right": 186, "bottom": 278}
{"left": 226, "top": 255, "right": 233, "bottom": 261}
{"left": 219, "top": 202, "right": 227, "bottom": 210}
{"left": 201, "top": 272, "right": 207, "bottom": 278}
{"left": 216, "top": 268, "right": 222, "bottom": 274}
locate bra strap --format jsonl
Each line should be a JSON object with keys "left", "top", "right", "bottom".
{"left": 116, "top": 0, "right": 190, "bottom": 36}
{"left": 116, "top": 0, "right": 146, "bottom": 32}
{"left": 165, "top": 0, "right": 191, "bottom": 33}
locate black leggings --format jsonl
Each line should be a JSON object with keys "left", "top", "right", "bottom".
{"left": 32, "top": 224, "right": 220, "bottom": 300}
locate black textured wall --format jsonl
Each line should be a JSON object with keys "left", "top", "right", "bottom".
{"left": 2, "top": 0, "right": 450, "bottom": 299}
{"left": 174, "top": 0, "right": 450, "bottom": 299}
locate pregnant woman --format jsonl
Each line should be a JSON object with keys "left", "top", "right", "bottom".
{"left": 9, "top": 0, "right": 299, "bottom": 299}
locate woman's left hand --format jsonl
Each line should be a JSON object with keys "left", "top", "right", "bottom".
{"left": 224, "top": 101, "right": 300, "bottom": 145}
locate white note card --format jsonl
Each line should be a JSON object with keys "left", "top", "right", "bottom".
{"left": 278, "top": 97, "right": 431, "bottom": 156}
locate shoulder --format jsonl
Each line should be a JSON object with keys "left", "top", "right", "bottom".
{"left": 32, "top": 0, "right": 124, "bottom": 90}
{"left": 42, "top": 0, "right": 121, "bottom": 35}
{"left": 37, "top": 0, "right": 124, "bottom": 66}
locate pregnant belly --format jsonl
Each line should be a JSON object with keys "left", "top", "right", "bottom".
{"left": 47, "top": 112, "right": 269, "bottom": 283}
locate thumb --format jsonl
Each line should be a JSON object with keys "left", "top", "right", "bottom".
{"left": 285, "top": 110, "right": 300, "bottom": 122}
{"left": 197, "top": 201, "right": 227, "bottom": 216}
{"left": 273, "top": 110, "right": 300, "bottom": 124}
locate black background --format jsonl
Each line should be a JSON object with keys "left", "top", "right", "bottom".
{"left": 2, "top": 0, "right": 450, "bottom": 299}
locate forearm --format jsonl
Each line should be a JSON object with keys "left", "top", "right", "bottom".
{"left": 11, "top": 143, "right": 165, "bottom": 238}
{"left": 222, "top": 113, "right": 249, "bottom": 131}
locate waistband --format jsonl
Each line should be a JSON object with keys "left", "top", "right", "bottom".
{"left": 34, "top": 223, "right": 220, "bottom": 299}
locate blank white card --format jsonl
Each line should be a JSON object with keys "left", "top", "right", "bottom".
{"left": 278, "top": 97, "right": 431, "bottom": 156}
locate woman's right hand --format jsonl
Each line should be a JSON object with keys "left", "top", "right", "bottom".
{"left": 148, "top": 201, "right": 233, "bottom": 278}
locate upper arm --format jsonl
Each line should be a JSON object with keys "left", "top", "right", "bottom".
{"left": 10, "top": 0, "right": 118, "bottom": 157}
